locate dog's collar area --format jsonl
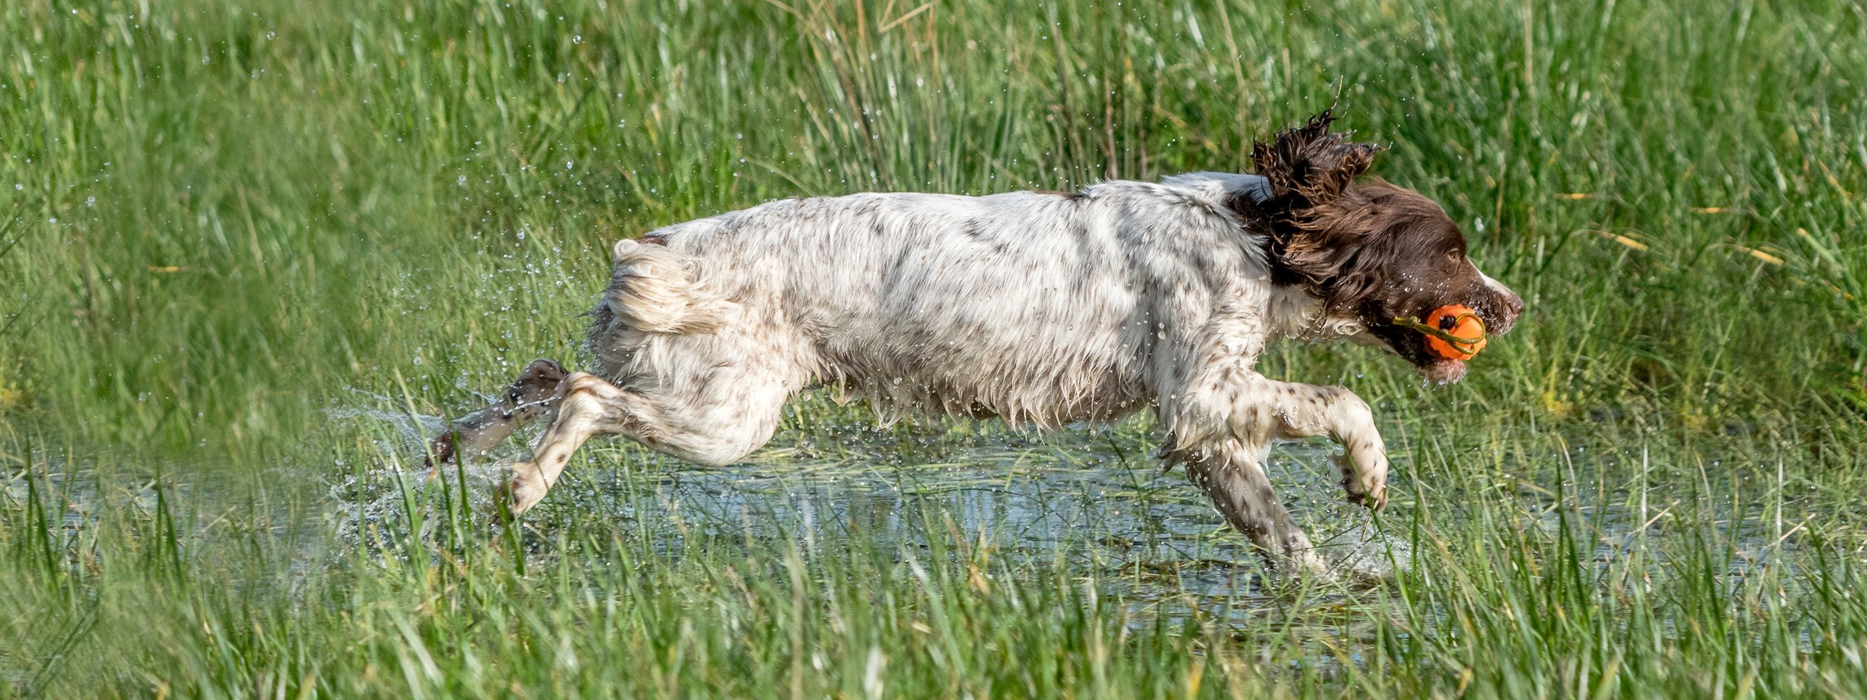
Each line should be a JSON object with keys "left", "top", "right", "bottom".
{"left": 1159, "top": 172, "right": 1274, "bottom": 207}
{"left": 1239, "top": 176, "right": 1273, "bottom": 205}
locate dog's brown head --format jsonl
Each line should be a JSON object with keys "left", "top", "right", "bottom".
{"left": 1244, "top": 111, "right": 1524, "bottom": 383}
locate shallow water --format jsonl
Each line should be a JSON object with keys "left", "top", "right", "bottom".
{"left": 326, "top": 402, "right": 1411, "bottom": 610}
{"left": 13, "top": 402, "right": 1805, "bottom": 611}
{"left": 1, "top": 401, "right": 1817, "bottom": 664}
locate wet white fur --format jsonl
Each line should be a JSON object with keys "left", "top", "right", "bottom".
{"left": 504, "top": 172, "right": 1394, "bottom": 573}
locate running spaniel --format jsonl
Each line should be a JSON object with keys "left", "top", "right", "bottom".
{"left": 431, "top": 112, "right": 1523, "bottom": 574}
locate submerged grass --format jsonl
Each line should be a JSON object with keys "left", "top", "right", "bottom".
{"left": 2, "top": 0, "right": 1866, "bottom": 696}
{"left": 7, "top": 418, "right": 1867, "bottom": 698}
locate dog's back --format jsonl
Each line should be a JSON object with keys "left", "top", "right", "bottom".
{"left": 591, "top": 179, "right": 1275, "bottom": 425}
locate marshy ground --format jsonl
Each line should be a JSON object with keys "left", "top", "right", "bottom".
{"left": 3, "top": 0, "right": 1867, "bottom": 697}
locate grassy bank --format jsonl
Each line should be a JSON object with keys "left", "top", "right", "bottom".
{"left": 2, "top": 0, "right": 1866, "bottom": 696}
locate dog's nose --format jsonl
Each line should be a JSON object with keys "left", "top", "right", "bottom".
{"left": 1474, "top": 271, "right": 1523, "bottom": 335}
{"left": 1486, "top": 285, "right": 1524, "bottom": 335}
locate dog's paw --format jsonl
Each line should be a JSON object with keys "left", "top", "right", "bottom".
{"left": 1348, "top": 481, "right": 1389, "bottom": 511}
{"left": 1333, "top": 450, "right": 1389, "bottom": 511}
{"left": 1281, "top": 547, "right": 1335, "bottom": 581}
{"left": 507, "top": 462, "right": 551, "bottom": 516}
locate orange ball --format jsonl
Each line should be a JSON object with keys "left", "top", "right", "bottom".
{"left": 1424, "top": 305, "right": 1487, "bottom": 360}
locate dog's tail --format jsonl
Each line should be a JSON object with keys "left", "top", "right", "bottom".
{"left": 603, "top": 238, "right": 731, "bottom": 334}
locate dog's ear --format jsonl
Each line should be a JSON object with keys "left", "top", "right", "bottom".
{"left": 1241, "top": 110, "right": 1390, "bottom": 313}
{"left": 1250, "top": 110, "right": 1381, "bottom": 210}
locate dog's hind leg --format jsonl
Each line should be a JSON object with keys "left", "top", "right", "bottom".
{"left": 498, "top": 237, "right": 795, "bottom": 514}
{"left": 506, "top": 364, "right": 793, "bottom": 515}
{"left": 427, "top": 359, "right": 568, "bottom": 466}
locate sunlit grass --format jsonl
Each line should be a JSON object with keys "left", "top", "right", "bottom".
{"left": 2, "top": 0, "right": 1866, "bottom": 696}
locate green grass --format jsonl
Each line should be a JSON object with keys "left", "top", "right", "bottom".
{"left": 3, "top": 0, "right": 1867, "bottom": 696}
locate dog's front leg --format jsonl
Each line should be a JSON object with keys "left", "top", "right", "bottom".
{"left": 1176, "top": 444, "right": 1330, "bottom": 575}
{"left": 1166, "top": 370, "right": 1389, "bottom": 575}
{"left": 1255, "top": 380, "right": 1389, "bottom": 511}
